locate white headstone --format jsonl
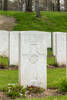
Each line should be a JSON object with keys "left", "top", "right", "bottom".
{"left": 10, "top": 31, "right": 19, "bottom": 65}
{"left": 19, "top": 31, "right": 47, "bottom": 89}
{"left": 53, "top": 32, "right": 67, "bottom": 65}
{"left": 21, "top": 31, "right": 51, "bottom": 48}
{"left": 0, "top": 31, "right": 9, "bottom": 57}
{"left": 56, "top": 33, "right": 66, "bottom": 65}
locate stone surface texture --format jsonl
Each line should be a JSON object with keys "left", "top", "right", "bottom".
{"left": 19, "top": 31, "right": 47, "bottom": 89}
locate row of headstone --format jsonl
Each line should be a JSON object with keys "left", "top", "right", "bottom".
{"left": 0, "top": 31, "right": 51, "bottom": 66}
{"left": 0, "top": 31, "right": 51, "bottom": 89}
{"left": 53, "top": 32, "right": 67, "bottom": 65}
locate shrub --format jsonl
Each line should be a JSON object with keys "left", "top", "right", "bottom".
{"left": 26, "top": 86, "right": 44, "bottom": 94}
{"left": 60, "top": 79, "right": 67, "bottom": 92}
{"left": 4, "top": 83, "right": 26, "bottom": 99}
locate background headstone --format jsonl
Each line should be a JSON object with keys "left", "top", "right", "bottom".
{"left": 56, "top": 33, "right": 66, "bottom": 65}
{"left": 10, "top": 31, "right": 19, "bottom": 65}
{"left": 19, "top": 31, "right": 47, "bottom": 89}
{"left": 53, "top": 32, "right": 67, "bottom": 65}
{"left": 0, "top": 31, "right": 9, "bottom": 57}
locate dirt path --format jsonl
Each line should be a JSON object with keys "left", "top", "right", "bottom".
{"left": 0, "top": 15, "right": 16, "bottom": 31}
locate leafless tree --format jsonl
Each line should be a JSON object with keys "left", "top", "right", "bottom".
{"left": 35, "top": 0, "right": 40, "bottom": 17}
{"left": 64, "top": 0, "right": 67, "bottom": 11}
{"left": 17, "top": 0, "right": 24, "bottom": 11}
{"left": 57, "top": 0, "right": 60, "bottom": 11}
{"left": 25, "top": 0, "right": 32, "bottom": 12}
{"left": 3, "top": 0, "right": 8, "bottom": 10}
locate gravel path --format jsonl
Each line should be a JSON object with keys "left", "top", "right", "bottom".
{"left": 0, "top": 15, "right": 16, "bottom": 31}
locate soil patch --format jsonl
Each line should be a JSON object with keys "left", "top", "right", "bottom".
{"left": 0, "top": 65, "right": 18, "bottom": 70}
{"left": 0, "top": 89, "right": 67, "bottom": 99}
{"left": 26, "top": 89, "right": 66, "bottom": 98}
{"left": 0, "top": 15, "right": 16, "bottom": 30}
{"left": 0, "top": 92, "right": 9, "bottom": 100}
{"left": 48, "top": 65, "right": 65, "bottom": 68}
{"left": 0, "top": 65, "right": 65, "bottom": 70}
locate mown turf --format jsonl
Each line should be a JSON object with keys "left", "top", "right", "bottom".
{"left": 15, "top": 95, "right": 67, "bottom": 100}
{"left": 0, "top": 68, "right": 66, "bottom": 90}
{"left": 0, "top": 56, "right": 8, "bottom": 67}
{"left": 0, "top": 11, "right": 67, "bottom": 32}
{"left": 0, "top": 68, "right": 65, "bottom": 99}
{"left": 0, "top": 70, "right": 18, "bottom": 90}
{"left": 47, "top": 56, "right": 57, "bottom": 66}
{"left": 47, "top": 68, "right": 66, "bottom": 88}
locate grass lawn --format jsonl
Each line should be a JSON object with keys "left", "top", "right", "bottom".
{"left": 0, "top": 68, "right": 66, "bottom": 99}
{"left": 47, "top": 56, "right": 57, "bottom": 66}
{"left": 0, "top": 70, "right": 18, "bottom": 90}
{"left": 0, "top": 56, "right": 8, "bottom": 67}
{"left": 0, "top": 11, "right": 67, "bottom": 32}
{"left": 0, "top": 68, "right": 66, "bottom": 90}
{"left": 15, "top": 95, "right": 67, "bottom": 100}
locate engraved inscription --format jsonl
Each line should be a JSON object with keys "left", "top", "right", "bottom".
{"left": 28, "top": 44, "right": 41, "bottom": 64}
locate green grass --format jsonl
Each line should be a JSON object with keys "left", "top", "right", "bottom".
{"left": 0, "top": 70, "right": 18, "bottom": 90}
{"left": 0, "top": 68, "right": 66, "bottom": 90}
{"left": 47, "top": 68, "right": 66, "bottom": 88}
{"left": 0, "top": 11, "right": 67, "bottom": 32}
{"left": 0, "top": 56, "right": 8, "bottom": 67}
{"left": 0, "top": 68, "right": 65, "bottom": 100}
{"left": 15, "top": 95, "right": 67, "bottom": 100}
{"left": 47, "top": 56, "right": 57, "bottom": 66}
{"left": 47, "top": 48, "right": 57, "bottom": 66}
{"left": 47, "top": 49, "right": 53, "bottom": 56}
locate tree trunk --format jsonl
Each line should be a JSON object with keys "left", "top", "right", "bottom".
{"left": 25, "top": 0, "right": 32, "bottom": 12}
{"left": 47, "top": 0, "right": 53, "bottom": 11}
{"left": 64, "top": 0, "right": 67, "bottom": 11}
{"left": 3, "top": 0, "right": 8, "bottom": 10}
{"left": 35, "top": 0, "right": 40, "bottom": 17}
{"left": 18, "top": 0, "right": 24, "bottom": 11}
{"left": 57, "top": 0, "right": 60, "bottom": 11}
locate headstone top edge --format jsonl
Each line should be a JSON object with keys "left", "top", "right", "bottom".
{"left": 0, "top": 30, "right": 9, "bottom": 32}
{"left": 53, "top": 32, "right": 67, "bottom": 34}
{"left": 21, "top": 31, "right": 51, "bottom": 34}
